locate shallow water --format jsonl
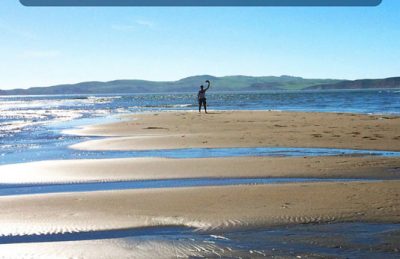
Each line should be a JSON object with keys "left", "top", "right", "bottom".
{"left": 2, "top": 145, "right": 400, "bottom": 165}
{"left": 0, "top": 177, "right": 378, "bottom": 196}
{"left": 1, "top": 223, "right": 399, "bottom": 258}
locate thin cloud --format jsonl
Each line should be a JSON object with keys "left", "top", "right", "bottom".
{"left": 135, "top": 20, "right": 155, "bottom": 28}
{"left": 112, "top": 19, "right": 155, "bottom": 32}
{"left": 111, "top": 24, "right": 137, "bottom": 32}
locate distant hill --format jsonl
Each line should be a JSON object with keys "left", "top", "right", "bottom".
{"left": 305, "top": 77, "right": 400, "bottom": 90}
{"left": 0, "top": 75, "right": 399, "bottom": 95}
{"left": 0, "top": 75, "right": 340, "bottom": 95}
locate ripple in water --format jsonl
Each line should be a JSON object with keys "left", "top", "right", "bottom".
{"left": 0, "top": 223, "right": 399, "bottom": 258}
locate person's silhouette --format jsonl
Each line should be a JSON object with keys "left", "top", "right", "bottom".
{"left": 198, "top": 80, "right": 210, "bottom": 113}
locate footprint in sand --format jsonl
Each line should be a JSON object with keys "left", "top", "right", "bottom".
{"left": 362, "top": 136, "right": 377, "bottom": 140}
{"left": 143, "top": 127, "right": 168, "bottom": 130}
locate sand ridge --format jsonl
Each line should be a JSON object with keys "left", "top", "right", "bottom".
{"left": 0, "top": 156, "right": 400, "bottom": 184}
{"left": 1, "top": 181, "right": 400, "bottom": 237}
{"left": 67, "top": 111, "right": 400, "bottom": 151}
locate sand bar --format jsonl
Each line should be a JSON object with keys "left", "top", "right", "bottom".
{"left": 1, "top": 156, "right": 400, "bottom": 184}
{"left": 0, "top": 181, "right": 399, "bottom": 237}
{"left": 67, "top": 111, "right": 400, "bottom": 151}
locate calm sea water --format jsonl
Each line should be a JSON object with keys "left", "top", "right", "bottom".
{"left": 1, "top": 89, "right": 399, "bottom": 164}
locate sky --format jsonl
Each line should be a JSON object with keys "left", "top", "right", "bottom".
{"left": 0, "top": 0, "right": 399, "bottom": 89}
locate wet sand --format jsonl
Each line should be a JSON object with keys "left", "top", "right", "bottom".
{"left": 67, "top": 111, "right": 400, "bottom": 151}
{"left": 1, "top": 223, "right": 399, "bottom": 258}
{"left": 1, "top": 156, "right": 400, "bottom": 184}
{"left": 1, "top": 181, "right": 400, "bottom": 237}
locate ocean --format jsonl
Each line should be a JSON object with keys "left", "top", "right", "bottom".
{"left": 1, "top": 89, "right": 399, "bottom": 165}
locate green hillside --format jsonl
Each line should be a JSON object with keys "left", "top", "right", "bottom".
{"left": 0, "top": 75, "right": 343, "bottom": 95}
{"left": 305, "top": 77, "right": 400, "bottom": 90}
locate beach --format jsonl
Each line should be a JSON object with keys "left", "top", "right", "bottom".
{"left": 1, "top": 110, "right": 400, "bottom": 257}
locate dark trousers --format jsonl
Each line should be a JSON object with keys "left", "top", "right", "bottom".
{"left": 198, "top": 98, "right": 207, "bottom": 111}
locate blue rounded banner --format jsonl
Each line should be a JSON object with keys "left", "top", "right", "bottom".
{"left": 20, "top": 0, "right": 382, "bottom": 6}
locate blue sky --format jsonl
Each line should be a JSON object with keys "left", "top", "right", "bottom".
{"left": 0, "top": 0, "right": 399, "bottom": 89}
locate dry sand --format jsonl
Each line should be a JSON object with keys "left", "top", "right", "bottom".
{"left": 1, "top": 181, "right": 400, "bottom": 237}
{"left": 67, "top": 111, "right": 400, "bottom": 151}
{"left": 0, "top": 156, "right": 400, "bottom": 184}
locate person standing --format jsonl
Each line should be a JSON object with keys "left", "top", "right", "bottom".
{"left": 198, "top": 80, "right": 210, "bottom": 113}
